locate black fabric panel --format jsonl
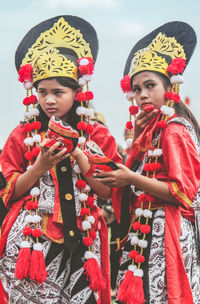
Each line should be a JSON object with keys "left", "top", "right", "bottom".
{"left": 57, "top": 158, "right": 82, "bottom": 253}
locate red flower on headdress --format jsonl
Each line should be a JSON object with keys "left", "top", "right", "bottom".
{"left": 18, "top": 64, "right": 33, "bottom": 83}
{"left": 167, "top": 58, "right": 186, "bottom": 75}
{"left": 120, "top": 75, "right": 132, "bottom": 93}
{"left": 78, "top": 57, "right": 94, "bottom": 75}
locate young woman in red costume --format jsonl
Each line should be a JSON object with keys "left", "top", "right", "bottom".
{"left": 95, "top": 22, "right": 200, "bottom": 304}
{"left": 0, "top": 15, "right": 121, "bottom": 304}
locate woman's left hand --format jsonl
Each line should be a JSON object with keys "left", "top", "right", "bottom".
{"left": 93, "top": 164, "right": 132, "bottom": 188}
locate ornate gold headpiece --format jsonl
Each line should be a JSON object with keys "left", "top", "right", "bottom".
{"left": 130, "top": 32, "right": 186, "bottom": 78}
{"left": 22, "top": 17, "right": 93, "bottom": 83}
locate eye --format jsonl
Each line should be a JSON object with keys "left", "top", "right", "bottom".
{"left": 38, "top": 89, "right": 46, "bottom": 95}
{"left": 147, "top": 83, "right": 155, "bottom": 88}
{"left": 55, "top": 90, "right": 63, "bottom": 95}
{"left": 133, "top": 86, "right": 140, "bottom": 93}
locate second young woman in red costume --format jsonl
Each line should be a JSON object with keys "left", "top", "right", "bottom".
{"left": 95, "top": 21, "right": 200, "bottom": 304}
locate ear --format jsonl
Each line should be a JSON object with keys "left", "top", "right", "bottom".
{"left": 166, "top": 85, "right": 172, "bottom": 92}
{"left": 74, "top": 88, "right": 81, "bottom": 98}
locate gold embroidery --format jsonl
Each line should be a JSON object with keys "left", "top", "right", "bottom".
{"left": 2, "top": 172, "right": 19, "bottom": 204}
{"left": 170, "top": 181, "right": 192, "bottom": 206}
{"left": 130, "top": 32, "right": 186, "bottom": 78}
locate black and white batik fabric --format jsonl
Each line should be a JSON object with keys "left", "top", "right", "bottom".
{"left": 0, "top": 171, "right": 100, "bottom": 303}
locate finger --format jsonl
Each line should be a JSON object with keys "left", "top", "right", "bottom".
{"left": 47, "top": 142, "right": 60, "bottom": 154}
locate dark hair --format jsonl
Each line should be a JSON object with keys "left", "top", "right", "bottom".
{"left": 33, "top": 77, "right": 86, "bottom": 134}
{"left": 157, "top": 72, "right": 200, "bottom": 143}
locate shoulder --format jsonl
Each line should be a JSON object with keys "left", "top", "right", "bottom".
{"left": 161, "top": 116, "right": 200, "bottom": 153}
{"left": 8, "top": 123, "right": 26, "bottom": 142}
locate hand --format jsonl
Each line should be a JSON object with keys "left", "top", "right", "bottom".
{"left": 33, "top": 139, "right": 69, "bottom": 174}
{"left": 93, "top": 164, "right": 132, "bottom": 188}
{"left": 133, "top": 109, "right": 158, "bottom": 141}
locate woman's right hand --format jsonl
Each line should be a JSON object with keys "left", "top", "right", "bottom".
{"left": 133, "top": 109, "right": 158, "bottom": 141}
{"left": 33, "top": 139, "right": 69, "bottom": 174}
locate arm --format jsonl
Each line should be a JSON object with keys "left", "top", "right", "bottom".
{"left": 94, "top": 164, "right": 179, "bottom": 204}
{"left": 71, "top": 147, "right": 112, "bottom": 200}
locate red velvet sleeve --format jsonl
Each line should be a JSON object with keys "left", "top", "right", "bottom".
{"left": 90, "top": 122, "right": 122, "bottom": 164}
{"left": 0, "top": 125, "right": 27, "bottom": 207}
{"left": 161, "top": 122, "right": 200, "bottom": 209}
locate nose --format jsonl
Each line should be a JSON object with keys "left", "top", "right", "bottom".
{"left": 46, "top": 94, "right": 56, "bottom": 105}
{"left": 140, "top": 88, "right": 148, "bottom": 99}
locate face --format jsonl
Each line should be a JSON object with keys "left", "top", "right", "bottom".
{"left": 37, "top": 78, "right": 77, "bottom": 122}
{"left": 132, "top": 71, "right": 170, "bottom": 110}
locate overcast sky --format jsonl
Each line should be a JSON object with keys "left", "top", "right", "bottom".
{"left": 1, "top": 0, "right": 200, "bottom": 148}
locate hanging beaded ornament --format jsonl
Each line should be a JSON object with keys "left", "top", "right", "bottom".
{"left": 15, "top": 64, "right": 47, "bottom": 284}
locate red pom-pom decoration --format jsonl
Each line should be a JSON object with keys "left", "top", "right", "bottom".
{"left": 143, "top": 163, "right": 150, "bottom": 172}
{"left": 167, "top": 58, "right": 186, "bottom": 75}
{"left": 80, "top": 208, "right": 90, "bottom": 217}
{"left": 31, "top": 121, "right": 41, "bottom": 130}
{"left": 18, "top": 64, "right": 33, "bottom": 83}
{"left": 78, "top": 57, "right": 94, "bottom": 75}
{"left": 140, "top": 224, "right": 151, "bottom": 234}
{"left": 32, "top": 228, "right": 42, "bottom": 238}
{"left": 29, "top": 95, "right": 38, "bottom": 104}
{"left": 32, "top": 201, "right": 39, "bottom": 209}
{"left": 138, "top": 193, "right": 147, "bottom": 202}
{"left": 126, "top": 121, "right": 133, "bottom": 130}
{"left": 76, "top": 92, "right": 86, "bottom": 102}
{"left": 32, "top": 147, "right": 40, "bottom": 157}
{"left": 165, "top": 91, "right": 174, "bottom": 100}
{"left": 23, "top": 97, "right": 31, "bottom": 106}
{"left": 120, "top": 75, "right": 132, "bottom": 93}
{"left": 83, "top": 236, "right": 94, "bottom": 247}
{"left": 89, "top": 230, "right": 97, "bottom": 239}
{"left": 24, "top": 151, "right": 34, "bottom": 161}
{"left": 146, "top": 194, "right": 156, "bottom": 203}
{"left": 77, "top": 121, "right": 87, "bottom": 130}
{"left": 156, "top": 120, "right": 167, "bottom": 131}
{"left": 85, "top": 91, "right": 94, "bottom": 100}
{"left": 135, "top": 254, "right": 145, "bottom": 263}
{"left": 129, "top": 105, "right": 139, "bottom": 115}
{"left": 129, "top": 250, "right": 139, "bottom": 259}
{"left": 149, "top": 162, "right": 161, "bottom": 172}
{"left": 172, "top": 93, "right": 180, "bottom": 103}
{"left": 23, "top": 226, "right": 32, "bottom": 236}
{"left": 25, "top": 201, "right": 34, "bottom": 210}
{"left": 86, "top": 197, "right": 95, "bottom": 208}
{"left": 24, "top": 123, "right": 33, "bottom": 133}
{"left": 133, "top": 221, "right": 141, "bottom": 231}
{"left": 76, "top": 179, "right": 87, "bottom": 189}
{"left": 85, "top": 124, "right": 94, "bottom": 134}
{"left": 142, "top": 104, "right": 155, "bottom": 113}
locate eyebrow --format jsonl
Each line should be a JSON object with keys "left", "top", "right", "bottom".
{"left": 132, "top": 79, "right": 155, "bottom": 87}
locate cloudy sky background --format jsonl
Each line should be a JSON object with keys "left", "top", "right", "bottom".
{"left": 1, "top": 0, "right": 200, "bottom": 148}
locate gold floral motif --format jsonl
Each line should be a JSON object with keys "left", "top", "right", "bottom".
{"left": 33, "top": 48, "right": 78, "bottom": 82}
{"left": 130, "top": 32, "right": 186, "bottom": 78}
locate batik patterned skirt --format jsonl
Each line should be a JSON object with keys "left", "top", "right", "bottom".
{"left": 115, "top": 208, "right": 200, "bottom": 304}
{"left": 0, "top": 209, "right": 100, "bottom": 304}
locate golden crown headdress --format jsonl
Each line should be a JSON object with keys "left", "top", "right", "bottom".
{"left": 123, "top": 21, "right": 196, "bottom": 80}
{"left": 15, "top": 16, "right": 98, "bottom": 83}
